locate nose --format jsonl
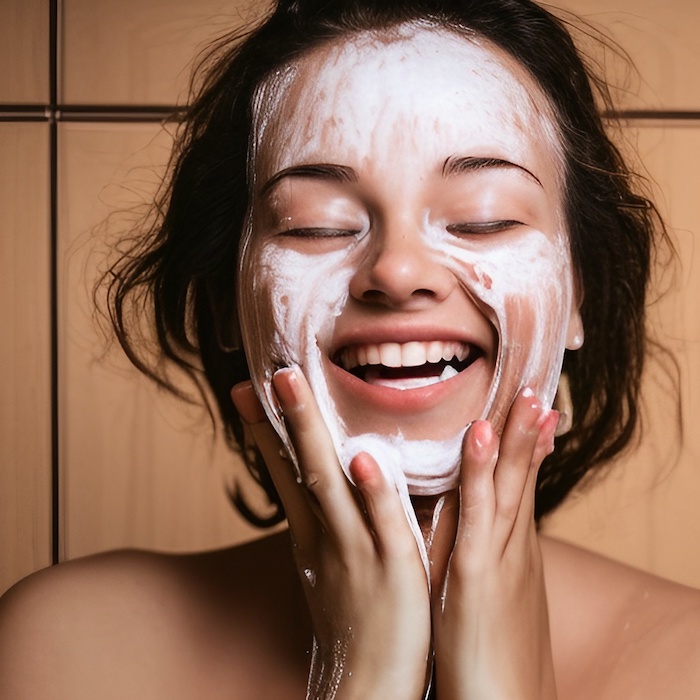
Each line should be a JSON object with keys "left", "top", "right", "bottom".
{"left": 348, "top": 222, "right": 456, "bottom": 308}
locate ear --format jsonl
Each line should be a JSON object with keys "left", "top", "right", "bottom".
{"left": 553, "top": 373, "right": 574, "bottom": 436}
{"left": 565, "top": 308, "right": 583, "bottom": 350}
{"left": 206, "top": 281, "right": 242, "bottom": 352}
{"left": 566, "top": 275, "right": 584, "bottom": 350}
{"left": 565, "top": 283, "right": 584, "bottom": 350}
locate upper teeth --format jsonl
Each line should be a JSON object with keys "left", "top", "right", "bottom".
{"left": 339, "top": 341, "right": 470, "bottom": 370}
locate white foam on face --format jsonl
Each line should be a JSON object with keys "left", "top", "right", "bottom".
{"left": 237, "top": 25, "right": 578, "bottom": 556}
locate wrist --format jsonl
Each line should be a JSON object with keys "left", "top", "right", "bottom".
{"left": 307, "top": 637, "right": 429, "bottom": 700}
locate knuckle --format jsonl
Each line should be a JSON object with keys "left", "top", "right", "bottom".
{"left": 496, "top": 501, "right": 521, "bottom": 525}
{"left": 303, "top": 472, "right": 321, "bottom": 490}
{"left": 451, "top": 550, "right": 487, "bottom": 582}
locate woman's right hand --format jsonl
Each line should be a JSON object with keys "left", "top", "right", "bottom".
{"left": 231, "top": 367, "right": 431, "bottom": 700}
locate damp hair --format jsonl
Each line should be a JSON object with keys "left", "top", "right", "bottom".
{"left": 103, "top": 0, "right": 674, "bottom": 525}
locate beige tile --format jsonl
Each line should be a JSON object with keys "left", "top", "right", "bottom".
{"left": 61, "top": 0, "right": 267, "bottom": 105}
{"left": 0, "top": 0, "right": 49, "bottom": 104}
{"left": 0, "top": 124, "right": 52, "bottom": 594}
{"left": 57, "top": 122, "right": 268, "bottom": 559}
{"left": 545, "top": 123, "right": 700, "bottom": 587}
{"left": 61, "top": 0, "right": 700, "bottom": 110}
{"left": 555, "top": 0, "right": 700, "bottom": 110}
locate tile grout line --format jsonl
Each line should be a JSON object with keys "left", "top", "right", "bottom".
{"left": 49, "top": 0, "right": 59, "bottom": 567}
{"left": 1, "top": 105, "right": 699, "bottom": 123}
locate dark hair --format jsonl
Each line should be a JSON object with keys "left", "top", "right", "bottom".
{"left": 104, "top": 0, "right": 671, "bottom": 524}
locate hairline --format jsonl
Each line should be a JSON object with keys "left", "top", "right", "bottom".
{"left": 247, "top": 19, "right": 570, "bottom": 233}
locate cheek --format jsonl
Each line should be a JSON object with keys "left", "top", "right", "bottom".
{"left": 237, "top": 236, "right": 357, "bottom": 448}
{"left": 473, "top": 237, "right": 569, "bottom": 313}
{"left": 440, "top": 232, "right": 572, "bottom": 330}
{"left": 437, "top": 230, "right": 573, "bottom": 425}
{"left": 239, "top": 239, "right": 354, "bottom": 367}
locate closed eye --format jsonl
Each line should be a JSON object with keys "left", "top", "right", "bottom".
{"left": 446, "top": 220, "right": 523, "bottom": 235}
{"left": 277, "top": 227, "right": 362, "bottom": 239}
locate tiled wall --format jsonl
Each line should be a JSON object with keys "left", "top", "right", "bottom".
{"left": 2, "top": 0, "right": 699, "bottom": 594}
{"left": 1, "top": 0, "right": 268, "bottom": 595}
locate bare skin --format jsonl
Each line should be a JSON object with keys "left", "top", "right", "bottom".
{"left": 2, "top": 377, "right": 700, "bottom": 699}
{"left": 2, "top": 530, "right": 700, "bottom": 698}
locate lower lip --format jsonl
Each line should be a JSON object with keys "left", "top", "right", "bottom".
{"left": 325, "top": 356, "right": 485, "bottom": 415}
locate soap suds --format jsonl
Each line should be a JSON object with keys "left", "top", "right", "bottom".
{"left": 237, "top": 25, "right": 579, "bottom": 569}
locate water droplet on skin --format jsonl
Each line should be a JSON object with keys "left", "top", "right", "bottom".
{"left": 304, "top": 568, "right": 317, "bottom": 587}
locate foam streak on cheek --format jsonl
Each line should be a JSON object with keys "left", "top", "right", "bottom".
{"left": 238, "top": 239, "right": 353, "bottom": 460}
{"left": 429, "top": 224, "right": 573, "bottom": 432}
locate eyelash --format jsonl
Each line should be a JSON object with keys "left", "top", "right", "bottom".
{"left": 277, "top": 220, "right": 522, "bottom": 239}
{"left": 446, "top": 220, "right": 523, "bottom": 235}
{"left": 277, "top": 227, "right": 362, "bottom": 239}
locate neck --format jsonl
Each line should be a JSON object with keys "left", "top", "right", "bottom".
{"left": 411, "top": 491, "right": 459, "bottom": 590}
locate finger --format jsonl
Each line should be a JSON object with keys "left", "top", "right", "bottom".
{"left": 513, "top": 408, "right": 558, "bottom": 533}
{"left": 272, "top": 367, "right": 366, "bottom": 541}
{"left": 230, "top": 380, "right": 267, "bottom": 424}
{"left": 458, "top": 421, "right": 498, "bottom": 540}
{"left": 231, "top": 381, "right": 315, "bottom": 544}
{"left": 349, "top": 452, "right": 420, "bottom": 561}
{"left": 492, "top": 388, "right": 546, "bottom": 534}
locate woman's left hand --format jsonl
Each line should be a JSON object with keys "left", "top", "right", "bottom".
{"left": 430, "top": 389, "right": 560, "bottom": 699}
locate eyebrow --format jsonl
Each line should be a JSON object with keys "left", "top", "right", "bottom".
{"left": 442, "top": 155, "right": 543, "bottom": 187}
{"left": 260, "top": 163, "right": 358, "bottom": 195}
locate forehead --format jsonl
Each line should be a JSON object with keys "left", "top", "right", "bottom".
{"left": 252, "top": 24, "right": 563, "bottom": 183}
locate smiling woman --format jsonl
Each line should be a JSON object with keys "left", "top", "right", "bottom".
{"left": 1, "top": 1, "right": 699, "bottom": 699}
{"left": 239, "top": 26, "right": 581, "bottom": 515}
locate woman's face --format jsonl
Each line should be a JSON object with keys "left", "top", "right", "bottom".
{"left": 238, "top": 26, "right": 583, "bottom": 495}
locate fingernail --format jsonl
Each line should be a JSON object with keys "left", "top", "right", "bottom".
{"left": 272, "top": 367, "right": 303, "bottom": 409}
{"left": 230, "top": 381, "right": 266, "bottom": 423}
{"left": 469, "top": 420, "right": 493, "bottom": 453}
{"left": 520, "top": 386, "right": 546, "bottom": 429}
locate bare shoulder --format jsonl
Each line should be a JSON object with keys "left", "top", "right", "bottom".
{"left": 541, "top": 535, "right": 700, "bottom": 699}
{"left": 0, "top": 531, "right": 311, "bottom": 700}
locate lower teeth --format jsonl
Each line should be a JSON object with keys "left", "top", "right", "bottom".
{"left": 359, "top": 363, "right": 461, "bottom": 390}
{"left": 439, "top": 365, "right": 459, "bottom": 382}
{"left": 386, "top": 366, "right": 459, "bottom": 390}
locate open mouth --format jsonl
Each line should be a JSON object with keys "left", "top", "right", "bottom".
{"left": 333, "top": 340, "right": 480, "bottom": 390}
